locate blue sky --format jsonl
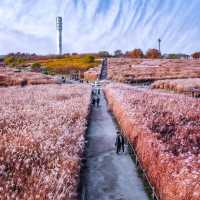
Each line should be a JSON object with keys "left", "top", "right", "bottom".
{"left": 0, "top": 0, "right": 200, "bottom": 55}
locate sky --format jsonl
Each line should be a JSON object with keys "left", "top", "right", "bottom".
{"left": 0, "top": 0, "right": 200, "bottom": 55}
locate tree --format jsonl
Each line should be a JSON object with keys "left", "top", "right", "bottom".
{"left": 114, "top": 50, "right": 123, "bottom": 57}
{"left": 166, "top": 54, "right": 189, "bottom": 59}
{"left": 191, "top": 52, "right": 200, "bottom": 59}
{"left": 146, "top": 49, "right": 161, "bottom": 59}
{"left": 128, "top": 49, "right": 144, "bottom": 58}
{"left": 4, "top": 55, "right": 24, "bottom": 66}
{"left": 83, "top": 55, "right": 95, "bottom": 63}
{"left": 32, "top": 62, "right": 41, "bottom": 68}
{"left": 42, "top": 68, "right": 49, "bottom": 75}
{"left": 31, "top": 63, "right": 42, "bottom": 72}
{"left": 98, "top": 51, "right": 110, "bottom": 58}
{"left": 16, "top": 57, "right": 24, "bottom": 65}
{"left": 4, "top": 56, "right": 15, "bottom": 65}
{"left": 168, "top": 54, "right": 178, "bottom": 59}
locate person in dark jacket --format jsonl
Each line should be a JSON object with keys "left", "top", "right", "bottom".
{"left": 115, "top": 131, "right": 125, "bottom": 154}
{"left": 96, "top": 96, "right": 100, "bottom": 107}
{"left": 92, "top": 97, "right": 96, "bottom": 106}
{"left": 97, "top": 88, "right": 101, "bottom": 95}
{"left": 121, "top": 135, "right": 125, "bottom": 152}
{"left": 20, "top": 79, "right": 28, "bottom": 87}
{"left": 115, "top": 132, "right": 122, "bottom": 154}
{"left": 92, "top": 89, "right": 95, "bottom": 96}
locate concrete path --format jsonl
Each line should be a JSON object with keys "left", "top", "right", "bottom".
{"left": 84, "top": 94, "right": 149, "bottom": 200}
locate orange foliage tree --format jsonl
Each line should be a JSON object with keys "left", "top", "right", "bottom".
{"left": 146, "top": 49, "right": 161, "bottom": 59}
{"left": 128, "top": 49, "right": 144, "bottom": 58}
{"left": 191, "top": 52, "right": 200, "bottom": 59}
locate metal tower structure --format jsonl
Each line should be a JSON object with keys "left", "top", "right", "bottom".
{"left": 56, "top": 17, "right": 62, "bottom": 55}
{"left": 158, "top": 38, "right": 161, "bottom": 54}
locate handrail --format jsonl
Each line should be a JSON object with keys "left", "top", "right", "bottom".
{"left": 104, "top": 92, "right": 160, "bottom": 200}
{"left": 120, "top": 128, "right": 160, "bottom": 200}
{"left": 80, "top": 185, "right": 86, "bottom": 200}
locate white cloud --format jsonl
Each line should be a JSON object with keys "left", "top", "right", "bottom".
{"left": 0, "top": 0, "right": 200, "bottom": 54}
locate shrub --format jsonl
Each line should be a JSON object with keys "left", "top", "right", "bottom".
{"left": 32, "top": 62, "right": 41, "bottom": 69}
{"left": 192, "top": 52, "right": 200, "bottom": 59}
{"left": 4, "top": 56, "right": 15, "bottom": 65}
{"left": 168, "top": 54, "right": 178, "bottom": 59}
{"left": 128, "top": 49, "right": 144, "bottom": 58}
{"left": 98, "top": 51, "right": 110, "bottom": 58}
{"left": 4, "top": 55, "right": 24, "bottom": 66}
{"left": 83, "top": 55, "right": 95, "bottom": 63}
{"left": 114, "top": 50, "right": 123, "bottom": 57}
{"left": 146, "top": 49, "right": 161, "bottom": 59}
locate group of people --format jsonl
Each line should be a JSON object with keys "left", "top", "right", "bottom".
{"left": 92, "top": 87, "right": 101, "bottom": 107}
{"left": 115, "top": 131, "right": 125, "bottom": 154}
{"left": 91, "top": 82, "right": 125, "bottom": 154}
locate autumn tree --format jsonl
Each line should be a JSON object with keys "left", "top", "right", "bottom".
{"left": 146, "top": 49, "right": 161, "bottom": 59}
{"left": 191, "top": 52, "right": 200, "bottom": 59}
{"left": 128, "top": 49, "right": 144, "bottom": 58}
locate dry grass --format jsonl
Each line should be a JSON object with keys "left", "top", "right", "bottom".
{"left": 151, "top": 78, "right": 200, "bottom": 93}
{"left": 84, "top": 66, "right": 101, "bottom": 81}
{"left": 105, "top": 83, "right": 200, "bottom": 200}
{"left": 107, "top": 58, "right": 200, "bottom": 83}
{"left": 0, "top": 68, "right": 56, "bottom": 86}
{"left": 0, "top": 84, "right": 91, "bottom": 200}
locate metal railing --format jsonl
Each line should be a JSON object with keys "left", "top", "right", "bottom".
{"left": 120, "top": 128, "right": 160, "bottom": 200}
{"left": 80, "top": 184, "right": 86, "bottom": 200}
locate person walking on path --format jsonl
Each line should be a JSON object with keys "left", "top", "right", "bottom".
{"left": 97, "top": 88, "right": 101, "bottom": 95}
{"left": 96, "top": 95, "right": 100, "bottom": 107}
{"left": 115, "top": 131, "right": 125, "bottom": 154}
{"left": 115, "top": 133, "right": 121, "bottom": 154}
{"left": 115, "top": 131, "right": 122, "bottom": 154}
{"left": 92, "top": 89, "right": 95, "bottom": 96}
{"left": 121, "top": 134, "right": 125, "bottom": 152}
{"left": 92, "top": 87, "right": 97, "bottom": 107}
{"left": 92, "top": 97, "right": 96, "bottom": 106}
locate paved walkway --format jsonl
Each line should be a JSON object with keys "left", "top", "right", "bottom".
{"left": 84, "top": 94, "right": 149, "bottom": 200}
